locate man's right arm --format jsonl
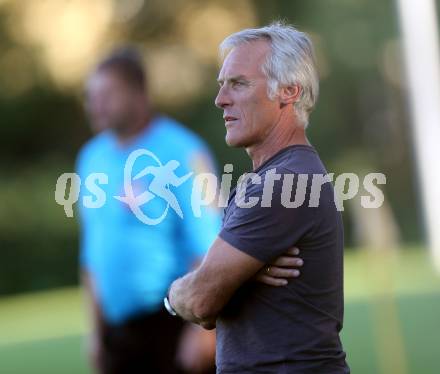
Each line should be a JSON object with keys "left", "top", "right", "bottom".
{"left": 82, "top": 270, "right": 105, "bottom": 371}
{"left": 82, "top": 271, "right": 103, "bottom": 331}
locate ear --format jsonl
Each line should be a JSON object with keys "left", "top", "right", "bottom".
{"left": 279, "top": 85, "right": 301, "bottom": 105}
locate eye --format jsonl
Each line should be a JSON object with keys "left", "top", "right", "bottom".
{"left": 232, "top": 81, "right": 244, "bottom": 88}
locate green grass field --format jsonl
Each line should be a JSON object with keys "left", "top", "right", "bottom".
{"left": 1, "top": 248, "right": 439, "bottom": 374}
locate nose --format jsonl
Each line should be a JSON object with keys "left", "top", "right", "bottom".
{"left": 215, "top": 85, "right": 232, "bottom": 109}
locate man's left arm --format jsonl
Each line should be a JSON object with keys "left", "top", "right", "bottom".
{"left": 169, "top": 236, "right": 264, "bottom": 329}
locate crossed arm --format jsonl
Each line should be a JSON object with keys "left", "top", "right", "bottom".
{"left": 169, "top": 237, "right": 302, "bottom": 329}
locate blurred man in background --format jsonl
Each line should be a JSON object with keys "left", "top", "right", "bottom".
{"left": 77, "top": 48, "right": 221, "bottom": 374}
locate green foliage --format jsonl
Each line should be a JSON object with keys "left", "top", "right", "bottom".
{"left": 0, "top": 0, "right": 428, "bottom": 294}
{"left": 0, "top": 159, "right": 80, "bottom": 295}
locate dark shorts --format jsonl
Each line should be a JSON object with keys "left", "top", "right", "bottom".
{"left": 101, "top": 308, "right": 215, "bottom": 374}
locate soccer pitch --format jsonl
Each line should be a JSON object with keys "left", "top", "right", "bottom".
{"left": 0, "top": 248, "right": 439, "bottom": 374}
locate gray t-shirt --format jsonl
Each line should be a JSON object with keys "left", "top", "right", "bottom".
{"left": 217, "top": 145, "right": 350, "bottom": 374}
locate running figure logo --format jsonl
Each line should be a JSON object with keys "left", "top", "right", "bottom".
{"left": 115, "top": 149, "right": 193, "bottom": 225}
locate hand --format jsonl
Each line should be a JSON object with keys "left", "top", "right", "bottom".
{"left": 86, "top": 330, "right": 105, "bottom": 373}
{"left": 254, "top": 247, "right": 303, "bottom": 286}
{"left": 176, "top": 323, "right": 216, "bottom": 373}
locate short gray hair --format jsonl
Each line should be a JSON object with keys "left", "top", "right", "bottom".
{"left": 219, "top": 21, "right": 319, "bottom": 127}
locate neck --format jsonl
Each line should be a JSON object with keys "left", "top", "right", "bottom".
{"left": 115, "top": 110, "right": 153, "bottom": 146}
{"left": 246, "top": 119, "right": 309, "bottom": 170}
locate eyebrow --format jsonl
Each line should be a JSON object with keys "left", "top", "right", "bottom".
{"left": 217, "top": 75, "right": 249, "bottom": 85}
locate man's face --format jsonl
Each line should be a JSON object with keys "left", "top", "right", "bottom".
{"left": 85, "top": 69, "right": 140, "bottom": 134}
{"left": 215, "top": 40, "right": 281, "bottom": 148}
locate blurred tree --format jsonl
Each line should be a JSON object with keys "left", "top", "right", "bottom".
{"left": 0, "top": 0, "right": 427, "bottom": 295}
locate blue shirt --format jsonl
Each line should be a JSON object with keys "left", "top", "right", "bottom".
{"left": 76, "top": 116, "right": 221, "bottom": 324}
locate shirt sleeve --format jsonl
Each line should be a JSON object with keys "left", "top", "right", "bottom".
{"left": 219, "top": 169, "right": 316, "bottom": 263}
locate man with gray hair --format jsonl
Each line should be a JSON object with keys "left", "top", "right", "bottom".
{"left": 167, "top": 22, "right": 350, "bottom": 373}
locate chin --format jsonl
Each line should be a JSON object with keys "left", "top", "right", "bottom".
{"left": 226, "top": 126, "right": 257, "bottom": 148}
{"left": 225, "top": 135, "right": 249, "bottom": 148}
{"left": 225, "top": 137, "right": 235, "bottom": 147}
{"left": 225, "top": 132, "right": 241, "bottom": 147}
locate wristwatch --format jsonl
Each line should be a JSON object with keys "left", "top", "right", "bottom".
{"left": 164, "top": 295, "right": 177, "bottom": 316}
